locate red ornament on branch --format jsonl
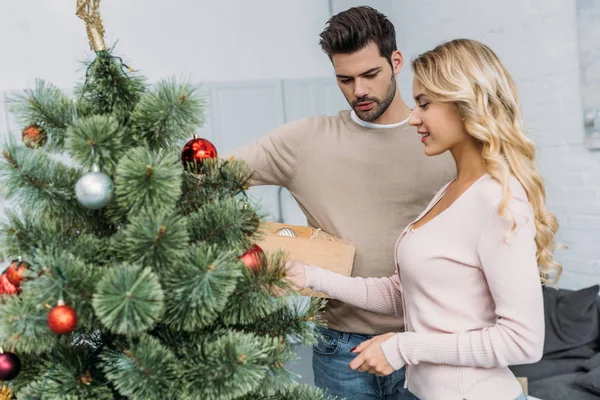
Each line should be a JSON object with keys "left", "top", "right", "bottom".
{"left": 240, "top": 244, "right": 264, "bottom": 273}
{"left": 0, "top": 275, "right": 18, "bottom": 297}
{"left": 5, "top": 259, "right": 29, "bottom": 287}
{"left": 22, "top": 124, "right": 48, "bottom": 149}
{"left": 48, "top": 300, "right": 78, "bottom": 335}
{"left": 181, "top": 135, "right": 217, "bottom": 170}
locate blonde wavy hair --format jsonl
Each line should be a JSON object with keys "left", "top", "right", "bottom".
{"left": 411, "top": 39, "right": 561, "bottom": 284}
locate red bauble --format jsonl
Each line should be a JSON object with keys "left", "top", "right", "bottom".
{"left": 0, "top": 351, "right": 21, "bottom": 381}
{"left": 5, "top": 259, "right": 29, "bottom": 287}
{"left": 181, "top": 135, "right": 217, "bottom": 169}
{"left": 0, "top": 275, "right": 18, "bottom": 297}
{"left": 48, "top": 300, "right": 78, "bottom": 334}
{"left": 22, "top": 124, "right": 48, "bottom": 149}
{"left": 240, "top": 244, "right": 264, "bottom": 273}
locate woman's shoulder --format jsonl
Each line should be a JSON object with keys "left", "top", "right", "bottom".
{"left": 475, "top": 174, "right": 533, "bottom": 218}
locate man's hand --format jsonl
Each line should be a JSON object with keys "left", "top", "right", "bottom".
{"left": 349, "top": 332, "right": 399, "bottom": 376}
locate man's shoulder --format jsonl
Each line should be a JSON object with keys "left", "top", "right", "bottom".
{"left": 280, "top": 111, "right": 350, "bottom": 136}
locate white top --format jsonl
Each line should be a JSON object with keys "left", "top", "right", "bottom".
{"left": 350, "top": 110, "right": 411, "bottom": 129}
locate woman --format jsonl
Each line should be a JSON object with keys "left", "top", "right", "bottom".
{"left": 285, "top": 39, "right": 562, "bottom": 400}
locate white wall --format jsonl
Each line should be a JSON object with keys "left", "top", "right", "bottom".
{"left": 392, "top": 0, "right": 600, "bottom": 290}
{"left": 0, "top": 0, "right": 333, "bottom": 90}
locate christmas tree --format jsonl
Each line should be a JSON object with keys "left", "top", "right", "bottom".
{"left": 0, "top": 1, "right": 330, "bottom": 399}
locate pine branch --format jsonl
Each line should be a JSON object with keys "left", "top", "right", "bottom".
{"left": 114, "top": 147, "right": 182, "bottom": 218}
{"left": 0, "top": 143, "right": 88, "bottom": 222}
{"left": 101, "top": 334, "right": 178, "bottom": 400}
{"left": 130, "top": 77, "right": 206, "bottom": 151}
{"left": 24, "top": 247, "right": 104, "bottom": 329}
{"left": 0, "top": 211, "right": 113, "bottom": 267}
{"left": 7, "top": 79, "right": 74, "bottom": 150}
{"left": 179, "top": 158, "right": 253, "bottom": 215}
{"left": 113, "top": 211, "right": 188, "bottom": 270}
{"left": 75, "top": 50, "right": 146, "bottom": 124}
{"left": 242, "top": 296, "right": 326, "bottom": 347}
{"left": 162, "top": 243, "right": 242, "bottom": 331}
{"left": 181, "top": 332, "right": 279, "bottom": 400}
{"left": 242, "top": 384, "right": 338, "bottom": 400}
{"left": 92, "top": 264, "right": 164, "bottom": 334}
{"left": 65, "top": 114, "right": 127, "bottom": 175}
{"left": 0, "top": 295, "right": 55, "bottom": 354}
{"left": 16, "top": 341, "right": 114, "bottom": 400}
{"left": 187, "top": 197, "right": 263, "bottom": 251}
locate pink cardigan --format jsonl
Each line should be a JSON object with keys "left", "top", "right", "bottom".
{"left": 303, "top": 174, "right": 544, "bottom": 400}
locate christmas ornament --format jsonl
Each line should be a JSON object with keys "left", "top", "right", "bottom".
{"left": 0, "top": 349, "right": 21, "bottom": 381}
{"left": 0, "top": 275, "right": 18, "bottom": 297}
{"left": 5, "top": 258, "right": 29, "bottom": 287}
{"left": 275, "top": 227, "right": 297, "bottom": 237}
{"left": 240, "top": 244, "right": 264, "bottom": 273}
{"left": 22, "top": 124, "right": 48, "bottom": 149}
{"left": 0, "top": 384, "right": 14, "bottom": 400}
{"left": 75, "top": 163, "right": 114, "bottom": 209}
{"left": 48, "top": 300, "right": 78, "bottom": 334}
{"left": 181, "top": 135, "right": 217, "bottom": 169}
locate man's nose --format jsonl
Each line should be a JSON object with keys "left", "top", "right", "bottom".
{"left": 354, "top": 79, "right": 369, "bottom": 99}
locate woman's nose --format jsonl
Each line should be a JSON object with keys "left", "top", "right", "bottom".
{"left": 408, "top": 111, "right": 421, "bottom": 127}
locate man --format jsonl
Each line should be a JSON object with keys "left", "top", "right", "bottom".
{"left": 225, "top": 6, "right": 455, "bottom": 399}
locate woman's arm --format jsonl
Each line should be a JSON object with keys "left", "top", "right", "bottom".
{"left": 290, "top": 262, "right": 404, "bottom": 317}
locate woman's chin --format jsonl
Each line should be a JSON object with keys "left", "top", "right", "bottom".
{"left": 424, "top": 145, "right": 445, "bottom": 157}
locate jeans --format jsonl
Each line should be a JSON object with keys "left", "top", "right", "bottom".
{"left": 312, "top": 327, "right": 418, "bottom": 400}
{"left": 515, "top": 394, "right": 527, "bottom": 400}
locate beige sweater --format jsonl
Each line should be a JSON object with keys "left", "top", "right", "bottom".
{"left": 225, "top": 110, "right": 455, "bottom": 334}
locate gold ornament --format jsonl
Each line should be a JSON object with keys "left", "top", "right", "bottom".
{"left": 0, "top": 384, "right": 13, "bottom": 400}
{"left": 76, "top": 0, "right": 106, "bottom": 52}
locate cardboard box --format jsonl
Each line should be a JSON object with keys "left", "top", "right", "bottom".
{"left": 256, "top": 222, "right": 356, "bottom": 298}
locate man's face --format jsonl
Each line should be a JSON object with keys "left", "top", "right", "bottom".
{"left": 331, "top": 42, "right": 399, "bottom": 122}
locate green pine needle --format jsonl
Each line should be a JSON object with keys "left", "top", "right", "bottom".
{"left": 65, "top": 114, "right": 126, "bottom": 175}
{"left": 114, "top": 147, "right": 182, "bottom": 217}
{"left": 101, "top": 334, "right": 178, "bottom": 400}
{"left": 182, "top": 332, "right": 278, "bottom": 400}
{"left": 7, "top": 79, "right": 74, "bottom": 150}
{"left": 130, "top": 77, "right": 206, "bottom": 150}
{"left": 162, "top": 244, "right": 242, "bottom": 331}
{"left": 93, "top": 265, "right": 164, "bottom": 334}
{"left": 114, "top": 211, "right": 188, "bottom": 269}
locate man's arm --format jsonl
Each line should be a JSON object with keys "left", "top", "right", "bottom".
{"left": 223, "top": 118, "right": 309, "bottom": 188}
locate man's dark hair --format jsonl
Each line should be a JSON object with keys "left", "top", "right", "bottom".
{"left": 319, "top": 6, "right": 397, "bottom": 66}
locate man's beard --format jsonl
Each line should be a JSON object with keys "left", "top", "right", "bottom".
{"left": 350, "top": 74, "right": 397, "bottom": 122}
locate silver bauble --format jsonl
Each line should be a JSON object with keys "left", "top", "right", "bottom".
{"left": 75, "top": 164, "right": 114, "bottom": 210}
{"left": 275, "top": 227, "right": 297, "bottom": 237}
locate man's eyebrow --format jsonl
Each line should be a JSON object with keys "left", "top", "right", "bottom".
{"left": 336, "top": 67, "right": 381, "bottom": 79}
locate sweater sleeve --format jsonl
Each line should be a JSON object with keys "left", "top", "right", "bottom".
{"left": 304, "top": 265, "right": 403, "bottom": 317}
{"left": 380, "top": 194, "right": 545, "bottom": 370}
{"left": 222, "top": 118, "right": 308, "bottom": 187}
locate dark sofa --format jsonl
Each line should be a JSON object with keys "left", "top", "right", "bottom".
{"left": 509, "top": 285, "right": 600, "bottom": 400}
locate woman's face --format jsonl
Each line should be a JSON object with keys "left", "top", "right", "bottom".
{"left": 408, "top": 79, "right": 470, "bottom": 156}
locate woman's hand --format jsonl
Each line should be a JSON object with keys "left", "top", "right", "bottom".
{"left": 349, "top": 332, "right": 400, "bottom": 376}
{"left": 284, "top": 259, "right": 308, "bottom": 290}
